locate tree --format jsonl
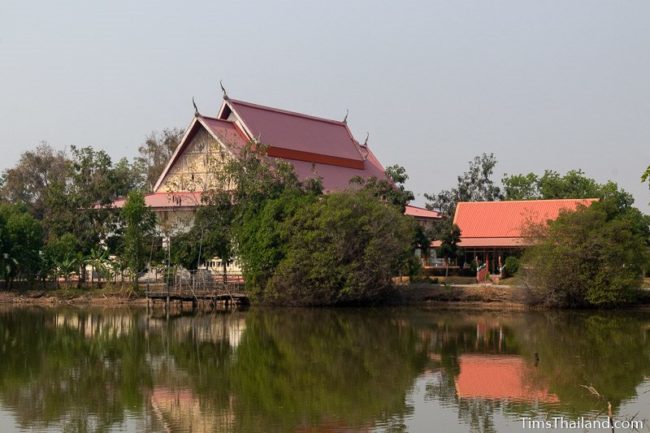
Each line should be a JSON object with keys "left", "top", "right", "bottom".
{"left": 425, "top": 153, "right": 501, "bottom": 218}
{"left": 264, "top": 192, "right": 415, "bottom": 306}
{"left": 0, "top": 143, "right": 70, "bottom": 220}
{"left": 439, "top": 224, "right": 461, "bottom": 278}
{"left": 352, "top": 164, "right": 415, "bottom": 212}
{"left": 502, "top": 169, "right": 606, "bottom": 201}
{"left": 171, "top": 192, "right": 236, "bottom": 280}
{"left": 135, "top": 128, "right": 184, "bottom": 191}
{"left": 0, "top": 204, "right": 43, "bottom": 288}
{"left": 521, "top": 197, "right": 650, "bottom": 308}
{"left": 500, "top": 172, "right": 540, "bottom": 200}
{"left": 42, "top": 233, "right": 81, "bottom": 287}
{"left": 643, "top": 165, "right": 650, "bottom": 197}
{"left": 43, "top": 146, "right": 144, "bottom": 286}
{"left": 121, "top": 191, "right": 156, "bottom": 289}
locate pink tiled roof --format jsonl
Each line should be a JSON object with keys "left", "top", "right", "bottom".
{"left": 404, "top": 205, "right": 442, "bottom": 219}
{"left": 452, "top": 199, "right": 597, "bottom": 248}
{"left": 148, "top": 96, "right": 391, "bottom": 201}
{"left": 223, "top": 99, "right": 364, "bottom": 163}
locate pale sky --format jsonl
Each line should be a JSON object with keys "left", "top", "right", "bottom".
{"left": 1, "top": 0, "right": 649, "bottom": 210}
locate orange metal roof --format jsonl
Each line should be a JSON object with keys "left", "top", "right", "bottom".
{"left": 453, "top": 199, "right": 597, "bottom": 248}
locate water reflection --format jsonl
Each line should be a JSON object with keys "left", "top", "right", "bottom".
{"left": 0, "top": 307, "right": 648, "bottom": 433}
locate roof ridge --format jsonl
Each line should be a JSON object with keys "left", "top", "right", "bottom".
{"left": 228, "top": 98, "right": 347, "bottom": 126}
{"left": 458, "top": 198, "right": 598, "bottom": 205}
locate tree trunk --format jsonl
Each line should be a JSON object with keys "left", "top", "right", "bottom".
{"left": 222, "top": 262, "right": 227, "bottom": 284}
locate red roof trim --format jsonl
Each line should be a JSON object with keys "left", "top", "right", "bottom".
{"left": 267, "top": 146, "right": 365, "bottom": 169}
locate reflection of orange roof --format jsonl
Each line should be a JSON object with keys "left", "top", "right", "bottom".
{"left": 453, "top": 199, "right": 597, "bottom": 248}
{"left": 455, "top": 355, "right": 558, "bottom": 403}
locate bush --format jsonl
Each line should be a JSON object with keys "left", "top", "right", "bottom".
{"left": 521, "top": 199, "right": 650, "bottom": 308}
{"left": 502, "top": 256, "right": 520, "bottom": 277}
{"left": 262, "top": 192, "right": 415, "bottom": 306}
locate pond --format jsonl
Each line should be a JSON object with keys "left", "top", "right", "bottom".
{"left": 0, "top": 306, "right": 648, "bottom": 433}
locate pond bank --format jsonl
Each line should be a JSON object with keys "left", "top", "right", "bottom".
{"left": 0, "top": 289, "right": 148, "bottom": 307}
{"left": 398, "top": 283, "right": 528, "bottom": 310}
{"left": 2, "top": 284, "right": 649, "bottom": 310}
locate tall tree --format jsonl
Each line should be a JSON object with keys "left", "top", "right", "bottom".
{"left": 121, "top": 191, "right": 156, "bottom": 288}
{"left": 0, "top": 143, "right": 70, "bottom": 220}
{"left": 136, "top": 128, "right": 184, "bottom": 191}
{"left": 439, "top": 224, "right": 462, "bottom": 278}
{"left": 0, "top": 204, "right": 43, "bottom": 288}
{"left": 425, "top": 153, "right": 502, "bottom": 218}
{"left": 502, "top": 169, "right": 605, "bottom": 201}
{"left": 503, "top": 170, "right": 634, "bottom": 212}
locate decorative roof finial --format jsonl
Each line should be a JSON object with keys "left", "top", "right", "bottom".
{"left": 192, "top": 97, "right": 200, "bottom": 117}
{"left": 220, "top": 80, "right": 229, "bottom": 100}
{"left": 363, "top": 132, "right": 369, "bottom": 147}
{"left": 342, "top": 109, "right": 349, "bottom": 124}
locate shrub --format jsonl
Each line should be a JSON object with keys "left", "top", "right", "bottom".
{"left": 502, "top": 256, "right": 520, "bottom": 277}
{"left": 521, "top": 200, "right": 650, "bottom": 308}
{"left": 263, "top": 192, "right": 415, "bottom": 306}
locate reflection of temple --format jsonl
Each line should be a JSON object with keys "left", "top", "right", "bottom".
{"left": 147, "top": 314, "right": 246, "bottom": 348}
{"left": 455, "top": 355, "right": 558, "bottom": 403}
{"left": 53, "top": 312, "right": 136, "bottom": 338}
{"left": 151, "top": 387, "right": 235, "bottom": 433}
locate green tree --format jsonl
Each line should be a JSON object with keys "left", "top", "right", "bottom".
{"left": 121, "top": 191, "right": 156, "bottom": 288}
{"left": 171, "top": 190, "right": 237, "bottom": 279}
{"left": 425, "top": 153, "right": 501, "bottom": 218}
{"left": 500, "top": 172, "right": 540, "bottom": 200}
{"left": 352, "top": 164, "right": 415, "bottom": 212}
{"left": 236, "top": 188, "right": 318, "bottom": 294}
{"left": 439, "top": 224, "right": 462, "bottom": 278}
{"left": 265, "top": 192, "right": 415, "bottom": 306}
{"left": 521, "top": 198, "right": 650, "bottom": 307}
{"left": 502, "top": 169, "right": 611, "bottom": 201}
{"left": 0, "top": 204, "right": 43, "bottom": 288}
{"left": 42, "top": 233, "right": 81, "bottom": 287}
{"left": 0, "top": 143, "right": 70, "bottom": 220}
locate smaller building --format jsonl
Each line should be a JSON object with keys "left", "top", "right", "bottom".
{"left": 433, "top": 198, "right": 597, "bottom": 274}
{"left": 404, "top": 204, "right": 442, "bottom": 230}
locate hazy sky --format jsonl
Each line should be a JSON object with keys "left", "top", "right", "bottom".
{"left": 1, "top": 0, "right": 649, "bottom": 209}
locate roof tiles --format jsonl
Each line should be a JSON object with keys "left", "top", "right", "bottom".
{"left": 452, "top": 199, "right": 597, "bottom": 247}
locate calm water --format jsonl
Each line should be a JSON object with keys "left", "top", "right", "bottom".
{"left": 0, "top": 307, "right": 648, "bottom": 433}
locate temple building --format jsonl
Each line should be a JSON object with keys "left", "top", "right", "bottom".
{"left": 432, "top": 198, "right": 597, "bottom": 274}
{"left": 112, "top": 95, "right": 439, "bottom": 232}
